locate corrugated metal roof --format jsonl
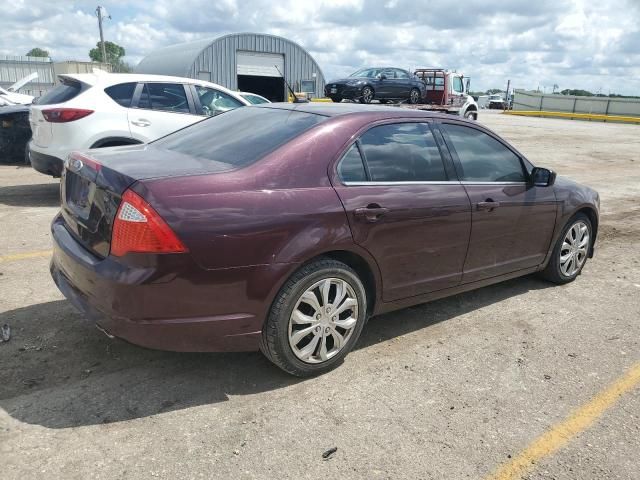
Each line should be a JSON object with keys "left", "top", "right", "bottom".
{"left": 136, "top": 33, "right": 326, "bottom": 97}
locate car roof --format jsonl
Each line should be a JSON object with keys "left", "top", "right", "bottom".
{"left": 255, "top": 102, "right": 451, "bottom": 120}
{"left": 58, "top": 72, "right": 250, "bottom": 104}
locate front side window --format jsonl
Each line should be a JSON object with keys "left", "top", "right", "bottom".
{"left": 137, "top": 83, "right": 190, "bottom": 113}
{"left": 241, "top": 93, "right": 269, "bottom": 105}
{"left": 441, "top": 124, "right": 526, "bottom": 182}
{"left": 195, "top": 87, "right": 243, "bottom": 116}
{"left": 358, "top": 123, "right": 447, "bottom": 182}
{"left": 337, "top": 144, "right": 367, "bottom": 182}
{"left": 452, "top": 77, "right": 464, "bottom": 93}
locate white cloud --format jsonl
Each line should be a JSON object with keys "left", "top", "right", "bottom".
{"left": 0, "top": 0, "right": 638, "bottom": 94}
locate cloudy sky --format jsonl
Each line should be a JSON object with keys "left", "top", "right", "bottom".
{"left": 2, "top": 0, "right": 639, "bottom": 94}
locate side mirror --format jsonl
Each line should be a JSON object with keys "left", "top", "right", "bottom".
{"left": 531, "top": 167, "right": 556, "bottom": 187}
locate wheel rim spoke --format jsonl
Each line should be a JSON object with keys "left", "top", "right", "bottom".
{"left": 288, "top": 277, "right": 359, "bottom": 364}
{"left": 559, "top": 221, "right": 589, "bottom": 277}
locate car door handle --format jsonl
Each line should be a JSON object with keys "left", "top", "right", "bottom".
{"left": 354, "top": 205, "right": 389, "bottom": 223}
{"left": 131, "top": 119, "right": 151, "bottom": 127}
{"left": 477, "top": 199, "right": 501, "bottom": 211}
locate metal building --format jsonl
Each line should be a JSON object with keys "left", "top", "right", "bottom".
{"left": 136, "top": 33, "right": 325, "bottom": 102}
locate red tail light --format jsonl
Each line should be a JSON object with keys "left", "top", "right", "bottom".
{"left": 42, "top": 108, "right": 94, "bottom": 123}
{"left": 111, "top": 190, "right": 188, "bottom": 257}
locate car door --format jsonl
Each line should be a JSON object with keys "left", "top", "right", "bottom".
{"left": 332, "top": 121, "right": 472, "bottom": 301}
{"left": 375, "top": 69, "right": 395, "bottom": 99}
{"left": 128, "top": 82, "right": 198, "bottom": 141}
{"left": 450, "top": 75, "right": 466, "bottom": 109}
{"left": 438, "top": 121, "right": 558, "bottom": 283}
{"left": 393, "top": 68, "right": 412, "bottom": 98}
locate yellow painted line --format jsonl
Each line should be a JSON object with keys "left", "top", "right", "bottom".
{"left": 485, "top": 362, "right": 640, "bottom": 480}
{"left": 0, "top": 250, "right": 52, "bottom": 263}
{"left": 505, "top": 110, "right": 640, "bottom": 124}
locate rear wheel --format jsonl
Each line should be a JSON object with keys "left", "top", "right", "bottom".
{"left": 359, "top": 86, "right": 374, "bottom": 104}
{"left": 540, "top": 213, "right": 592, "bottom": 284}
{"left": 260, "top": 258, "right": 367, "bottom": 377}
{"left": 409, "top": 88, "right": 421, "bottom": 104}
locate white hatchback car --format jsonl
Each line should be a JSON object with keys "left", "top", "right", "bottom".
{"left": 28, "top": 73, "right": 252, "bottom": 176}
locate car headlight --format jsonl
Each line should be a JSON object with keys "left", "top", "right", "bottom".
{"left": 346, "top": 80, "right": 362, "bottom": 86}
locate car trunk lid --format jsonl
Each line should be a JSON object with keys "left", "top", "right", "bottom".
{"left": 60, "top": 145, "right": 234, "bottom": 258}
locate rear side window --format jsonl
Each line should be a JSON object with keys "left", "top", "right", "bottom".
{"left": 441, "top": 124, "right": 526, "bottom": 182}
{"left": 137, "top": 83, "right": 190, "bottom": 113}
{"left": 154, "top": 107, "right": 326, "bottom": 168}
{"left": 338, "top": 144, "right": 367, "bottom": 182}
{"left": 37, "top": 79, "right": 82, "bottom": 105}
{"left": 104, "top": 82, "right": 136, "bottom": 107}
{"left": 358, "top": 123, "right": 447, "bottom": 182}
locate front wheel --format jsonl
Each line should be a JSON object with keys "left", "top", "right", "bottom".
{"left": 359, "top": 86, "right": 374, "bottom": 104}
{"left": 260, "top": 259, "right": 367, "bottom": 376}
{"left": 330, "top": 96, "right": 342, "bottom": 103}
{"left": 464, "top": 110, "right": 477, "bottom": 120}
{"left": 409, "top": 88, "right": 421, "bottom": 104}
{"left": 540, "top": 213, "right": 592, "bottom": 284}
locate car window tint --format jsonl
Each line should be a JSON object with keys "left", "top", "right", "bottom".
{"left": 395, "top": 69, "right": 409, "bottom": 79}
{"left": 195, "top": 86, "right": 243, "bottom": 115}
{"left": 442, "top": 124, "right": 526, "bottom": 182}
{"left": 241, "top": 94, "right": 269, "bottom": 105}
{"left": 138, "top": 83, "right": 190, "bottom": 113}
{"left": 155, "top": 107, "right": 327, "bottom": 168}
{"left": 338, "top": 144, "right": 367, "bottom": 182}
{"left": 37, "top": 79, "right": 81, "bottom": 105}
{"left": 358, "top": 123, "right": 447, "bottom": 182}
{"left": 104, "top": 82, "right": 136, "bottom": 107}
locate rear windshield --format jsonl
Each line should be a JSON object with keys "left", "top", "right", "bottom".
{"left": 154, "top": 107, "right": 327, "bottom": 168}
{"left": 37, "top": 78, "right": 83, "bottom": 105}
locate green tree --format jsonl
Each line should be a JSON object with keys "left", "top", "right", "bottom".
{"left": 26, "top": 47, "right": 49, "bottom": 58}
{"left": 89, "top": 41, "right": 125, "bottom": 65}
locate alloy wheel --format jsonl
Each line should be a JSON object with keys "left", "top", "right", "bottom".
{"left": 288, "top": 278, "right": 359, "bottom": 364}
{"left": 559, "top": 221, "right": 589, "bottom": 277}
{"left": 362, "top": 87, "right": 373, "bottom": 103}
{"left": 410, "top": 89, "right": 420, "bottom": 104}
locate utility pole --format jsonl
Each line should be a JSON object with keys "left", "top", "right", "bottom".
{"left": 505, "top": 79, "right": 510, "bottom": 110}
{"left": 95, "top": 6, "right": 111, "bottom": 64}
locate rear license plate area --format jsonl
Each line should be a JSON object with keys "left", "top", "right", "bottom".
{"left": 66, "top": 173, "right": 93, "bottom": 218}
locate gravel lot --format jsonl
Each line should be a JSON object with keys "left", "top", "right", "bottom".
{"left": 1, "top": 110, "right": 639, "bottom": 479}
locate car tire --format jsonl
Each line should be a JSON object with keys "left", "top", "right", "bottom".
{"left": 464, "top": 110, "right": 477, "bottom": 120}
{"left": 260, "top": 258, "right": 368, "bottom": 377}
{"left": 330, "top": 96, "right": 342, "bottom": 103}
{"left": 359, "top": 86, "right": 374, "bottom": 104}
{"left": 540, "top": 213, "right": 592, "bottom": 284}
{"left": 409, "top": 88, "right": 421, "bottom": 104}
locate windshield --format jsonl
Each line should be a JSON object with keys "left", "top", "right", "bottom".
{"left": 154, "top": 107, "right": 327, "bottom": 168}
{"left": 241, "top": 94, "right": 270, "bottom": 105}
{"left": 349, "top": 68, "right": 383, "bottom": 78}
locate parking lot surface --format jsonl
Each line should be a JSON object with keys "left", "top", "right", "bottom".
{"left": 1, "top": 111, "right": 639, "bottom": 479}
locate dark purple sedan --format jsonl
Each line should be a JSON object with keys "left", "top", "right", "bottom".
{"left": 51, "top": 103, "right": 599, "bottom": 376}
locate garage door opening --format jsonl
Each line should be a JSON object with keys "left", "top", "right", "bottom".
{"left": 237, "top": 75, "right": 285, "bottom": 102}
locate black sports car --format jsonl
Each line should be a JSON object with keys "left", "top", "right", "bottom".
{"left": 325, "top": 67, "right": 426, "bottom": 104}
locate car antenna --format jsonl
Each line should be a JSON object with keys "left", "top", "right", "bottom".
{"left": 275, "top": 65, "right": 308, "bottom": 103}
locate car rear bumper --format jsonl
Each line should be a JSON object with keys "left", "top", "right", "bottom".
{"left": 50, "top": 214, "right": 289, "bottom": 352}
{"left": 29, "top": 143, "right": 64, "bottom": 177}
